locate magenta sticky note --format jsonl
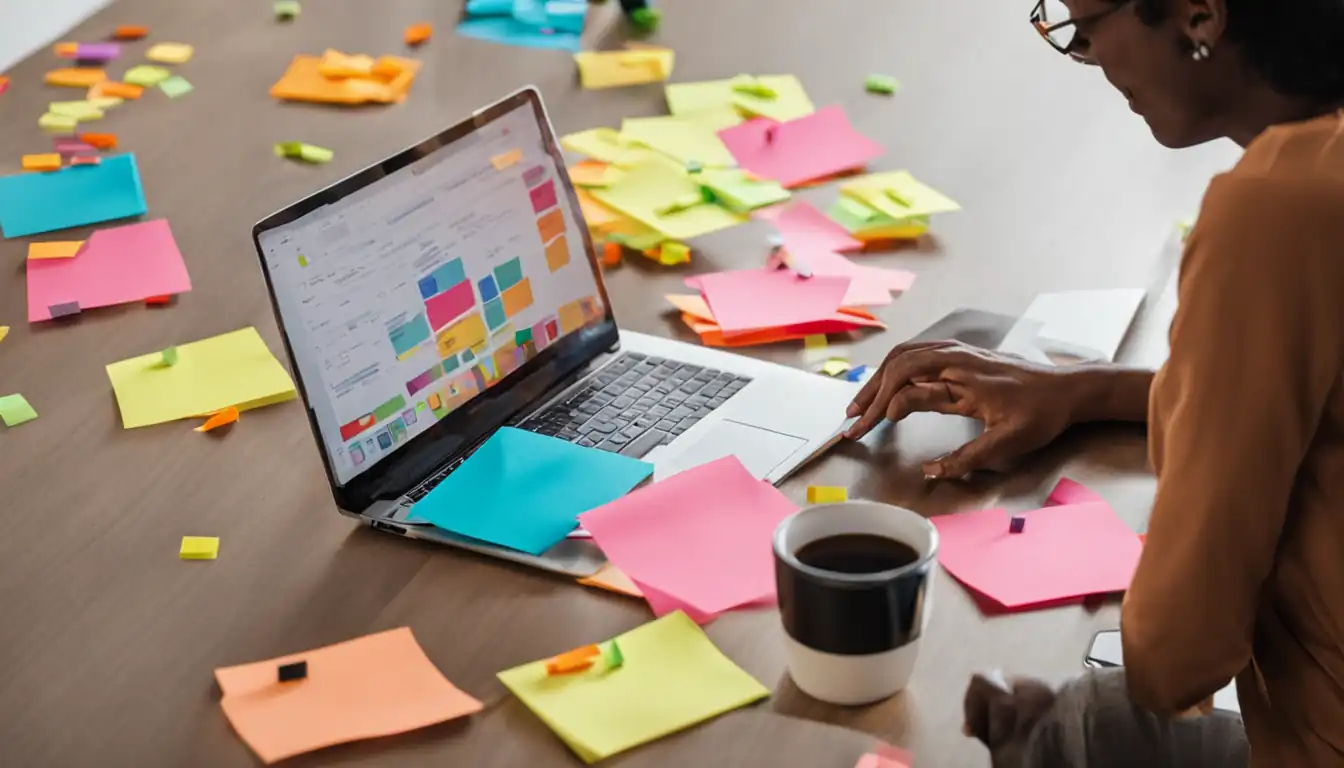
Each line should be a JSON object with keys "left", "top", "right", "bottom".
{"left": 719, "top": 106, "right": 885, "bottom": 188}
{"left": 26, "top": 218, "right": 191, "bottom": 322}
{"left": 1046, "top": 478, "right": 1105, "bottom": 507}
{"left": 793, "top": 250, "right": 915, "bottom": 307}
{"left": 695, "top": 269, "right": 849, "bottom": 334}
{"left": 529, "top": 179, "right": 557, "bottom": 213}
{"left": 580, "top": 456, "right": 799, "bottom": 615}
{"left": 932, "top": 504, "right": 1142, "bottom": 610}
{"left": 771, "top": 200, "right": 863, "bottom": 254}
{"left": 424, "top": 280, "right": 475, "bottom": 329}
{"left": 75, "top": 43, "right": 121, "bottom": 62}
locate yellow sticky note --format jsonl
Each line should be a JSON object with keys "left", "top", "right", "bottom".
{"left": 27, "top": 241, "right": 84, "bottom": 260}
{"left": 574, "top": 47, "right": 675, "bottom": 89}
{"left": 666, "top": 75, "right": 814, "bottom": 122}
{"left": 122, "top": 65, "right": 172, "bottom": 87}
{"left": 146, "top": 43, "right": 194, "bottom": 64}
{"left": 180, "top": 536, "right": 219, "bottom": 560}
{"left": 841, "top": 171, "right": 961, "bottom": 220}
{"left": 22, "top": 154, "right": 63, "bottom": 172}
{"left": 806, "top": 486, "right": 848, "bottom": 504}
{"left": 0, "top": 393, "right": 38, "bottom": 427}
{"left": 560, "top": 128, "right": 658, "bottom": 167}
{"left": 0, "top": 326, "right": 8, "bottom": 344}
{"left": 820, "top": 358, "right": 851, "bottom": 377}
{"left": 48, "top": 100, "right": 104, "bottom": 122}
{"left": 105, "top": 327, "right": 297, "bottom": 429}
{"left": 619, "top": 107, "right": 742, "bottom": 168}
{"left": 491, "top": 148, "right": 522, "bottom": 170}
{"left": 39, "top": 113, "right": 78, "bottom": 133}
{"left": 591, "top": 159, "right": 746, "bottom": 240}
{"left": 497, "top": 611, "right": 769, "bottom": 763}
{"left": 568, "top": 161, "right": 623, "bottom": 188}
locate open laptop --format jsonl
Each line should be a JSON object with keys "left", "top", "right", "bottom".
{"left": 251, "top": 87, "right": 860, "bottom": 576}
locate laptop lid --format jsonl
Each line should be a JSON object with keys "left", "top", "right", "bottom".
{"left": 252, "top": 88, "right": 618, "bottom": 513}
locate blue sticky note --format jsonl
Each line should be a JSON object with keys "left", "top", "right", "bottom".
{"left": 544, "top": 0, "right": 587, "bottom": 33}
{"left": 0, "top": 154, "right": 148, "bottom": 238}
{"left": 456, "top": 17, "right": 582, "bottom": 52}
{"left": 465, "top": 0, "right": 514, "bottom": 15}
{"left": 411, "top": 427, "right": 653, "bottom": 555}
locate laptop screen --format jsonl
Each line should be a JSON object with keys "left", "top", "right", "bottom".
{"left": 257, "top": 96, "right": 606, "bottom": 486}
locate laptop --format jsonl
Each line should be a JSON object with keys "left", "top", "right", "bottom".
{"left": 251, "top": 87, "right": 861, "bottom": 576}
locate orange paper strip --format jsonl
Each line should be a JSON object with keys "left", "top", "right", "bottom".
{"left": 404, "top": 23, "right": 433, "bottom": 46}
{"left": 113, "top": 25, "right": 149, "bottom": 40}
{"left": 22, "top": 154, "right": 62, "bottom": 172}
{"left": 545, "top": 644, "right": 601, "bottom": 675}
{"left": 78, "top": 132, "right": 117, "bottom": 150}
{"left": 44, "top": 68, "right": 107, "bottom": 88}
{"left": 577, "top": 562, "right": 644, "bottom": 598}
{"left": 195, "top": 406, "right": 240, "bottom": 433}
{"left": 54, "top": 42, "right": 79, "bottom": 58}
{"left": 99, "top": 81, "right": 144, "bottom": 99}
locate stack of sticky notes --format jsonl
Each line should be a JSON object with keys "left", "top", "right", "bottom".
{"left": 458, "top": 0, "right": 587, "bottom": 52}
{"left": 270, "top": 50, "right": 422, "bottom": 104}
{"left": 666, "top": 75, "right": 815, "bottom": 122}
{"left": 498, "top": 611, "right": 769, "bottom": 762}
{"left": 216, "top": 627, "right": 483, "bottom": 764}
{"left": 575, "top": 45, "right": 675, "bottom": 89}
{"left": 105, "top": 327, "right": 297, "bottom": 428}
{"left": 931, "top": 478, "right": 1143, "bottom": 612}
{"left": 588, "top": 158, "right": 747, "bottom": 241}
{"left": 718, "top": 106, "right": 885, "bottom": 189}
{"left": 828, "top": 170, "right": 960, "bottom": 242}
{"left": 766, "top": 200, "right": 917, "bottom": 308}
{"left": 409, "top": 427, "right": 654, "bottom": 555}
{"left": 580, "top": 456, "right": 799, "bottom": 622}
{"left": 27, "top": 219, "right": 188, "bottom": 321}
{"left": 666, "top": 292, "right": 884, "bottom": 348}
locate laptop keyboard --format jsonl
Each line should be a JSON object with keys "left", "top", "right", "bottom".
{"left": 520, "top": 352, "right": 752, "bottom": 457}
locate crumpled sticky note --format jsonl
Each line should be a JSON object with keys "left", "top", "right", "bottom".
{"left": 145, "top": 43, "right": 194, "bottom": 64}
{"left": 0, "top": 394, "right": 39, "bottom": 427}
{"left": 591, "top": 159, "right": 746, "bottom": 240}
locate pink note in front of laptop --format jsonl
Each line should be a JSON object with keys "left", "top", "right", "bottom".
{"left": 1046, "top": 477, "right": 1105, "bottom": 507}
{"left": 580, "top": 456, "right": 798, "bottom": 616}
{"left": 719, "top": 106, "right": 884, "bottom": 188}
{"left": 695, "top": 268, "right": 849, "bottom": 334}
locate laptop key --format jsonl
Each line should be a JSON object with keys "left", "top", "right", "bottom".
{"left": 656, "top": 419, "right": 679, "bottom": 431}
{"left": 577, "top": 437, "right": 598, "bottom": 448}
{"left": 620, "top": 428, "right": 668, "bottom": 458}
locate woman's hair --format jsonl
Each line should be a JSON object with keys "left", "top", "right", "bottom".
{"left": 1132, "top": 0, "right": 1344, "bottom": 103}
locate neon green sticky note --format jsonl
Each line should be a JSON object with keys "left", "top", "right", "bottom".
{"left": 297, "top": 144, "right": 333, "bottom": 163}
{"left": 658, "top": 241, "right": 690, "bottom": 265}
{"left": 865, "top": 74, "right": 899, "bottom": 95}
{"left": 39, "top": 112, "right": 78, "bottom": 133}
{"left": 179, "top": 536, "right": 219, "bottom": 560}
{"left": 274, "top": 0, "right": 301, "bottom": 19}
{"left": 0, "top": 394, "right": 39, "bottom": 427}
{"left": 620, "top": 107, "right": 742, "bottom": 168}
{"left": 48, "top": 100, "right": 105, "bottom": 121}
{"left": 697, "top": 169, "right": 790, "bottom": 213}
{"left": 158, "top": 75, "right": 193, "bottom": 98}
{"left": 560, "top": 128, "right": 658, "bottom": 167}
{"left": 665, "top": 75, "right": 814, "bottom": 122}
{"left": 105, "top": 327, "right": 297, "bottom": 428}
{"left": 160, "top": 347, "right": 179, "bottom": 366}
{"left": 123, "top": 65, "right": 172, "bottom": 87}
{"left": 602, "top": 640, "right": 624, "bottom": 670}
{"left": 591, "top": 160, "right": 746, "bottom": 240}
{"left": 297, "top": 254, "right": 309, "bottom": 267}
{"left": 820, "top": 357, "right": 851, "bottom": 377}
{"left": 88, "top": 96, "right": 124, "bottom": 110}
{"left": 841, "top": 171, "right": 961, "bottom": 220}
{"left": 498, "top": 611, "right": 768, "bottom": 763}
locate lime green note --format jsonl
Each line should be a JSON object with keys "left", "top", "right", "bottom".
{"left": 560, "top": 128, "right": 657, "bottom": 167}
{"left": 48, "top": 100, "right": 105, "bottom": 121}
{"left": 698, "top": 169, "right": 790, "bottom": 213}
{"left": 123, "top": 65, "right": 172, "bottom": 88}
{"left": 826, "top": 199, "right": 929, "bottom": 239}
{"left": 619, "top": 107, "right": 742, "bottom": 168}
{"left": 158, "top": 75, "right": 194, "bottom": 99}
{"left": 665, "top": 75, "right": 814, "bottom": 122}
{"left": 498, "top": 611, "right": 769, "bottom": 763}
{"left": 0, "top": 394, "right": 38, "bottom": 427}
{"left": 840, "top": 170, "right": 961, "bottom": 220}
{"left": 105, "top": 327, "right": 296, "bottom": 428}
{"left": 591, "top": 160, "right": 746, "bottom": 240}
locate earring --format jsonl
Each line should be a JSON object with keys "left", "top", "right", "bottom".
{"left": 1191, "top": 42, "right": 1212, "bottom": 61}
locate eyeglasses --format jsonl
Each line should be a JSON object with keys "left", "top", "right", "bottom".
{"left": 1030, "top": 0, "right": 1134, "bottom": 61}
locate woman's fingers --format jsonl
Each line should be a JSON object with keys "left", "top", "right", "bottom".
{"left": 923, "top": 423, "right": 1029, "bottom": 479}
{"left": 846, "top": 350, "right": 957, "bottom": 438}
{"left": 885, "top": 381, "right": 967, "bottom": 423}
{"left": 846, "top": 341, "right": 950, "bottom": 418}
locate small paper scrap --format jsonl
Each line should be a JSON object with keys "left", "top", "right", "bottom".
{"left": 274, "top": 0, "right": 301, "bottom": 19}
{"left": 28, "top": 241, "right": 83, "bottom": 260}
{"left": 22, "top": 154, "right": 62, "bottom": 172}
{"left": 79, "top": 132, "right": 117, "bottom": 149}
{"left": 195, "top": 406, "right": 240, "bottom": 433}
{"left": 0, "top": 327, "right": 8, "bottom": 344}
{"left": 159, "top": 347, "right": 179, "bottom": 367}
{"left": 806, "top": 486, "right": 847, "bottom": 504}
{"left": 113, "top": 25, "right": 149, "bottom": 40}
{"left": 0, "top": 394, "right": 38, "bottom": 427}
{"left": 274, "top": 142, "right": 333, "bottom": 164}
{"left": 158, "top": 75, "right": 193, "bottom": 98}
{"left": 405, "top": 22, "right": 433, "bottom": 46}
{"left": 547, "top": 644, "right": 601, "bottom": 675}
{"left": 491, "top": 148, "right": 522, "bottom": 170}
{"left": 146, "top": 43, "right": 194, "bottom": 64}
{"left": 865, "top": 74, "right": 899, "bottom": 95}
{"left": 179, "top": 536, "right": 219, "bottom": 560}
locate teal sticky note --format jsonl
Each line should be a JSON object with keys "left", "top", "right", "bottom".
{"left": 0, "top": 153, "right": 147, "bottom": 238}
{"left": 410, "top": 427, "right": 653, "bottom": 555}
{"left": 455, "top": 17, "right": 581, "bottom": 52}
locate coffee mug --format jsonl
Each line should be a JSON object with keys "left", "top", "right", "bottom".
{"left": 773, "top": 500, "right": 939, "bottom": 705}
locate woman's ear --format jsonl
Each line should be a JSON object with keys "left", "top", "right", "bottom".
{"left": 1179, "top": 0, "right": 1229, "bottom": 49}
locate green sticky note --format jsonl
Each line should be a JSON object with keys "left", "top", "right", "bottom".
{"left": 665, "top": 75, "right": 814, "bottom": 122}
{"left": 123, "top": 65, "right": 172, "bottom": 87}
{"left": 603, "top": 640, "right": 624, "bottom": 670}
{"left": 591, "top": 159, "right": 746, "bottom": 240}
{"left": 698, "top": 169, "right": 790, "bottom": 213}
{"left": 498, "top": 612, "right": 768, "bottom": 763}
{"left": 841, "top": 170, "right": 961, "bottom": 220}
{"left": 160, "top": 347, "right": 179, "bottom": 366}
{"left": 0, "top": 394, "right": 38, "bottom": 427}
{"left": 48, "top": 100, "right": 105, "bottom": 121}
{"left": 514, "top": 327, "right": 533, "bottom": 346}
{"left": 158, "top": 75, "right": 194, "bottom": 98}
{"left": 274, "top": 142, "right": 302, "bottom": 158}
{"left": 865, "top": 74, "right": 899, "bottom": 95}
{"left": 560, "top": 128, "right": 656, "bottom": 166}
{"left": 298, "top": 144, "right": 334, "bottom": 163}
{"left": 38, "top": 112, "right": 78, "bottom": 133}
{"left": 619, "top": 108, "right": 742, "bottom": 168}
{"left": 274, "top": 0, "right": 301, "bottom": 18}
{"left": 729, "top": 75, "right": 777, "bottom": 99}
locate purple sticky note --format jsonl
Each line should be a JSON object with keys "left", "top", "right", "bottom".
{"left": 48, "top": 301, "right": 82, "bottom": 318}
{"left": 75, "top": 43, "right": 121, "bottom": 62}
{"left": 53, "top": 138, "right": 97, "bottom": 157}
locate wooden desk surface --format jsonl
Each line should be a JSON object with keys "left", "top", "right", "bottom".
{"left": 0, "top": 0, "right": 1241, "bottom": 764}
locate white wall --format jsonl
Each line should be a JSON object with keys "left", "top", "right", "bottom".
{"left": 0, "top": 0, "right": 112, "bottom": 72}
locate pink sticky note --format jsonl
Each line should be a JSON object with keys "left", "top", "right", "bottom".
{"left": 1046, "top": 477, "right": 1105, "bottom": 507}
{"left": 856, "top": 755, "right": 910, "bottom": 768}
{"left": 26, "top": 218, "right": 191, "bottom": 322}
{"left": 529, "top": 179, "right": 557, "bottom": 213}
{"left": 579, "top": 456, "right": 799, "bottom": 615}
{"left": 633, "top": 577, "right": 776, "bottom": 624}
{"left": 795, "top": 250, "right": 915, "bottom": 307}
{"left": 932, "top": 504, "right": 1142, "bottom": 610}
{"left": 695, "top": 269, "right": 849, "bottom": 334}
{"left": 719, "top": 107, "right": 885, "bottom": 188}
{"left": 772, "top": 200, "right": 863, "bottom": 254}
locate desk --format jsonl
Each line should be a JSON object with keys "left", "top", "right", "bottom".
{"left": 0, "top": 0, "right": 1241, "bottom": 764}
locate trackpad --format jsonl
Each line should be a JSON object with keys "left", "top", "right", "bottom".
{"left": 654, "top": 420, "right": 806, "bottom": 481}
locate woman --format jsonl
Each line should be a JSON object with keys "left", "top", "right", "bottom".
{"left": 846, "top": 0, "right": 1344, "bottom": 765}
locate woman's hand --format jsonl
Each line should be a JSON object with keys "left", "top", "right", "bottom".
{"left": 844, "top": 341, "right": 1081, "bottom": 478}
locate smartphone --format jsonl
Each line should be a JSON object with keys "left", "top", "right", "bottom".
{"left": 1084, "top": 629, "right": 1123, "bottom": 669}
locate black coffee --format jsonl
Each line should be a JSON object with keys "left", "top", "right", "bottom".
{"left": 795, "top": 534, "right": 919, "bottom": 575}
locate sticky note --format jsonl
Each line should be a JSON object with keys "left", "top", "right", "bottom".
{"left": 719, "top": 107, "right": 884, "bottom": 189}
{"left": 620, "top": 107, "right": 743, "bottom": 167}
{"left": 561, "top": 128, "right": 657, "bottom": 166}
{"left": 696, "top": 169, "right": 790, "bottom": 213}
{"left": 158, "top": 75, "right": 193, "bottom": 98}
{"left": 146, "top": 43, "right": 194, "bottom": 64}
{"left": 658, "top": 241, "right": 689, "bottom": 265}
{"left": 69, "top": 156, "right": 101, "bottom": 167}
{"left": 38, "top": 113, "right": 78, "bottom": 134}
{"left": 666, "top": 75, "right": 814, "bottom": 122}
{"left": 22, "top": 154, "right": 62, "bottom": 172}
{"left": 820, "top": 358, "right": 851, "bottom": 377}
{"left": 825, "top": 198, "right": 929, "bottom": 241}
{"left": 491, "top": 148, "right": 522, "bottom": 170}
{"left": 72, "top": 43, "right": 122, "bottom": 62}
{"left": 78, "top": 132, "right": 117, "bottom": 150}
{"left": 568, "top": 161, "right": 621, "bottom": 187}
{"left": 574, "top": 47, "right": 675, "bottom": 89}
{"left": 0, "top": 327, "right": 8, "bottom": 344}
{"left": 27, "top": 219, "right": 187, "bottom": 321}
{"left": 806, "top": 486, "right": 847, "bottom": 504}
{"left": 27, "top": 241, "right": 83, "bottom": 260}
{"left": 456, "top": 17, "right": 581, "bottom": 52}
{"left": 159, "top": 347, "right": 180, "bottom": 367}
{"left": 318, "top": 50, "right": 374, "bottom": 78}
{"left": 1046, "top": 478, "right": 1105, "bottom": 507}
{"left": 216, "top": 627, "right": 483, "bottom": 764}
{"left": 547, "top": 645, "right": 600, "bottom": 675}
{"left": 195, "top": 405, "right": 240, "bottom": 432}
{"left": 865, "top": 74, "right": 899, "bottom": 94}
{"left": 0, "top": 394, "right": 39, "bottom": 427}
{"left": 410, "top": 427, "right": 653, "bottom": 555}
{"left": 932, "top": 503, "right": 1143, "bottom": 610}
{"left": 577, "top": 563, "right": 644, "bottom": 598}
{"left": 45, "top": 68, "right": 106, "bottom": 88}
{"left": 404, "top": 22, "right": 433, "bottom": 46}
{"left": 271, "top": 54, "right": 423, "bottom": 104}
{"left": 106, "top": 327, "right": 296, "bottom": 428}
{"left": 591, "top": 160, "right": 746, "bottom": 240}
{"left": 498, "top": 611, "right": 769, "bottom": 763}
{"left": 580, "top": 456, "right": 798, "bottom": 615}
{"left": 122, "top": 65, "right": 172, "bottom": 87}
{"left": 113, "top": 25, "right": 149, "bottom": 40}
{"left": 0, "top": 153, "right": 147, "bottom": 238}
{"left": 47, "top": 100, "right": 104, "bottom": 122}
{"left": 274, "top": 0, "right": 301, "bottom": 19}
{"left": 772, "top": 200, "right": 864, "bottom": 253}
{"left": 840, "top": 170, "right": 961, "bottom": 220}
{"left": 696, "top": 269, "right": 849, "bottom": 334}
{"left": 179, "top": 536, "right": 219, "bottom": 560}
{"left": 804, "top": 334, "right": 827, "bottom": 350}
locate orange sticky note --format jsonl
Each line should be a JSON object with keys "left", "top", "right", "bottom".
{"left": 44, "top": 68, "right": 107, "bottom": 88}
{"left": 577, "top": 562, "right": 643, "bottom": 597}
{"left": 568, "top": 161, "right": 618, "bottom": 187}
{"left": 28, "top": 241, "right": 84, "bottom": 260}
{"left": 98, "top": 81, "right": 144, "bottom": 99}
{"left": 317, "top": 49, "right": 375, "bottom": 79}
{"left": 195, "top": 406, "right": 240, "bottom": 433}
{"left": 113, "top": 25, "right": 149, "bottom": 40}
{"left": 404, "top": 23, "right": 433, "bottom": 46}
{"left": 54, "top": 42, "right": 79, "bottom": 58}
{"left": 215, "top": 627, "right": 484, "bottom": 765}
{"left": 601, "top": 241, "right": 623, "bottom": 268}
{"left": 270, "top": 55, "right": 422, "bottom": 105}
{"left": 491, "top": 148, "right": 522, "bottom": 170}
{"left": 545, "top": 645, "right": 601, "bottom": 675}
{"left": 78, "top": 132, "right": 117, "bottom": 150}
{"left": 370, "top": 56, "right": 405, "bottom": 80}
{"left": 22, "top": 154, "right": 62, "bottom": 172}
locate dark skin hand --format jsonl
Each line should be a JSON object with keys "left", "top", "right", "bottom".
{"left": 844, "top": 341, "right": 1155, "bottom": 479}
